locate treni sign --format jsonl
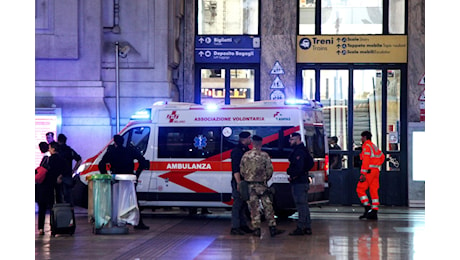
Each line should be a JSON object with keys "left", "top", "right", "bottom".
{"left": 297, "top": 35, "right": 407, "bottom": 63}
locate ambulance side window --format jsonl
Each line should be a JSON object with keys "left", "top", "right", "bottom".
{"left": 222, "top": 126, "right": 294, "bottom": 159}
{"left": 158, "top": 127, "right": 222, "bottom": 158}
{"left": 121, "top": 127, "right": 151, "bottom": 155}
{"left": 304, "top": 125, "right": 326, "bottom": 158}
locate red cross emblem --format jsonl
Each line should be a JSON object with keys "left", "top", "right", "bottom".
{"left": 167, "top": 111, "right": 179, "bottom": 123}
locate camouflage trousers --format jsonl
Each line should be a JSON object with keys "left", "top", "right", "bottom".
{"left": 246, "top": 183, "right": 276, "bottom": 228}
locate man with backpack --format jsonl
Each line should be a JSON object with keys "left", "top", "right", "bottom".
{"left": 357, "top": 131, "right": 385, "bottom": 220}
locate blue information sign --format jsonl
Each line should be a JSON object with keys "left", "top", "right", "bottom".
{"left": 195, "top": 36, "right": 261, "bottom": 63}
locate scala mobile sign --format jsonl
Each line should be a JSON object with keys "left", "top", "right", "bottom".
{"left": 297, "top": 35, "right": 407, "bottom": 63}
{"left": 195, "top": 36, "right": 261, "bottom": 63}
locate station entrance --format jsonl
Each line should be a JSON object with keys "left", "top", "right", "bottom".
{"left": 195, "top": 64, "right": 260, "bottom": 105}
{"left": 297, "top": 64, "right": 408, "bottom": 206}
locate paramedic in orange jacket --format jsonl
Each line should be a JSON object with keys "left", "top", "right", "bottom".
{"left": 357, "top": 131, "right": 385, "bottom": 220}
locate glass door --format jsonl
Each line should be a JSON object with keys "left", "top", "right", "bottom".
{"left": 353, "top": 69, "right": 383, "bottom": 149}
{"left": 385, "top": 69, "right": 401, "bottom": 172}
{"left": 320, "top": 70, "right": 349, "bottom": 170}
{"left": 198, "top": 67, "right": 257, "bottom": 105}
{"left": 299, "top": 65, "right": 406, "bottom": 206}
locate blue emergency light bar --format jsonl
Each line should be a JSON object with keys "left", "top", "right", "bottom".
{"left": 130, "top": 108, "right": 152, "bottom": 120}
{"left": 153, "top": 101, "right": 167, "bottom": 106}
{"left": 205, "top": 103, "right": 219, "bottom": 110}
{"left": 285, "top": 99, "right": 323, "bottom": 108}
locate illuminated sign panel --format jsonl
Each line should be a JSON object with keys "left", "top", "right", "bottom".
{"left": 35, "top": 109, "right": 61, "bottom": 167}
{"left": 195, "top": 36, "right": 261, "bottom": 63}
{"left": 297, "top": 35, "right": 407, "bottom": 63}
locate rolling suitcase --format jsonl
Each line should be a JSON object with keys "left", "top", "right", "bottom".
{"left": 50, "top": 203, "right": 76, "bottom": 236}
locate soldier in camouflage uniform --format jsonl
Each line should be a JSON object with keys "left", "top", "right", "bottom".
{"left": 240, "top": 135, "right": 284, "bottom": 237}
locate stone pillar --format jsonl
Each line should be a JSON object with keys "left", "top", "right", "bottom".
{"left": 260, "top": 0, "right": 298, "bottom": 101}
{"left": 182, "top": 0, "right": 196, "bottom": 103}
{"left": 407, "top": 0, "right": 425, "bottom": 122}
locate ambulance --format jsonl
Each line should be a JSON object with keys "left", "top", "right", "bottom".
{"left": 76, "top": 99, "right": 329, "bottom": 217}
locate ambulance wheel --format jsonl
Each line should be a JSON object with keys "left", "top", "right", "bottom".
{"left": 188, "top": 207, "right": 198, "bottom": 215}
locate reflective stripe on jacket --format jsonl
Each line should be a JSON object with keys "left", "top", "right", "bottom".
{"left": 360, "top": 140, "right": 384, "bottom": 173}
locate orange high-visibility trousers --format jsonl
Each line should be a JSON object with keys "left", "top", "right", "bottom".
{"left": 356, "top": 168, "right": 380, "bottom": 210}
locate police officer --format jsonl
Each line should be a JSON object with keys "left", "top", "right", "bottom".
{"left": 240, "top": 135, "right": 284, "bottom": 237}
{"left": 287, "top": 132, "right": 314, "bottom": 235}
{"left": 98, "top": 135, "right": 150, "bottom": 229}
{"left": 230, "top": 131, "right": 254, "bottom": 235}
{"left": 357, "top": 131, "right": 385, "bottom": 220}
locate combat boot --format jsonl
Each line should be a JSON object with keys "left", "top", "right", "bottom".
{"left": 366, "top": 209, "right": 378, "bottom": 220}
{"left": 359, "top": 206, "right": 371, "bottom": 219}
{"left": 269, "top": 226, "right": 284, "bottom": 237}
{"left": 230, "top": 228, "right": 245, "bottom": 235}
{"left": 240, "top": 225, "right": 254, "bottom": 234}
{"left": 288, "top": 227, "right": 304, "bottom": 236}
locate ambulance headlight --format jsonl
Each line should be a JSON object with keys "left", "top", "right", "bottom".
{"left": 130, "top": 108, "right": 152, "bottom": 120}
{"left": 77, "top": 162, "right": 90, "bottom": 174}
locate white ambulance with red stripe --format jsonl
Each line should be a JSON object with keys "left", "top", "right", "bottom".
{"left": 77, "top": 100, "right": 329, "bottom": 217}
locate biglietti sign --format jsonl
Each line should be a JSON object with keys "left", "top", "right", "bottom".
{"left": 195, "top": 36, "right": 261, "bottom": 63}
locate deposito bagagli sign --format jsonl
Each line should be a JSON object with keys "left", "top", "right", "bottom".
{"left": 195, "top": 36, "right": 260, "bottom": 63}
{"left": 297, "top": 35, "right": 407, "bottom": 63}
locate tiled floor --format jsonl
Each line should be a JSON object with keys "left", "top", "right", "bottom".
{"left": 35, "top": 206, "right": 425, "bottom": 259}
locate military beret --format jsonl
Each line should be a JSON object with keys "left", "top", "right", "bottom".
{"left": 239, "top": 131, "right": 251, "bottom": 138}
{"left": 252, "top": 135, "right": 263, "bottom": 141}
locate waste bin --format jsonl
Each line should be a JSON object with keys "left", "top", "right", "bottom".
{"left": 89, "top": 174, "right": 129, "bottom": 235}
{"left": 112, "top": 174, "right": 140, "bottom": 226}
{"left": 87, "top": 175, "right": 94, "bottom": 223}
{"left": 91, "top": 174, "right": 113, "bottom": 231}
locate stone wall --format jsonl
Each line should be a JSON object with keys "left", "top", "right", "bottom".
{"left": 35, "top": 0, "right": 180, "bottom": 160}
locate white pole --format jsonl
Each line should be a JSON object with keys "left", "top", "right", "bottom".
{"left": 115, "top": 42, "right": 120, "bottom": 133}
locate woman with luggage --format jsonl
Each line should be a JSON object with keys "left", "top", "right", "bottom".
{"left": 36, "top": 142, "right": 65, "bottom": 235}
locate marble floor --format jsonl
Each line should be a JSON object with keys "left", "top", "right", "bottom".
{"left": 35, "top": 206, "right": 426, "bottom": 259}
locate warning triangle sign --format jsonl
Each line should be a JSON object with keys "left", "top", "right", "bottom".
{"left": 418, "top": 74, "right": 425, "bottom": 85}
{"left": 418, "top": 88, "right": 425, "bottom": 101}
{"left": 270, "top": 61, "right": 285, "bottom": 75}
{"left": 270, "top": 76, "right": 285, "bottom": 89}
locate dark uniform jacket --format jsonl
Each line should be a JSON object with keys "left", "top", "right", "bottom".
{"left": 98, "top": 145, "right": 148, "bottom": 178}
{"left": 58, "top": 144, "right": 81, "bottom": 178}
{"left": 36, "top": 153, "right": 66, "bottom": 205}
{"left": 230, "top": 142, "right": 250, "bottom": 183}
{"left": 287, "top": 142, "right": 314, "bottom": 184}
